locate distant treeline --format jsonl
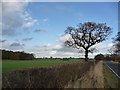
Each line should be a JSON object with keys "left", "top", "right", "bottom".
{"left": 35, "top": 57, "right": 94, "bottom": 61}
{"left": 94, "top": 53, "right": 120, "bottom": 62}
{"left": 1, "top": 49, "right": 34, "bottom": 60}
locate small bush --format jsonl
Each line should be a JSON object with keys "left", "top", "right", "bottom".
{"left": 2, "top": 62, "right": 93, "bottom": 88}
{"left": 94, "top": 54, "right": 104, "bottom": 61}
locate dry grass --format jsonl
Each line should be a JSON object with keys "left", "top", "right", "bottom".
{"left": 3, "top": 61, "right": 105, "bottom": 88}
{"left": 2, "top": 61, "right": 92, "bottom": 88}
{"left": 65, "top": 61, "right": 104, "bottom": 88}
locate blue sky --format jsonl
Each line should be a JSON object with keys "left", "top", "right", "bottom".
{"left": 1, "top": 1, "right": 118, "bottom": 58}
{"left": 27, "top": 2, "right": 118, "bottom": 44}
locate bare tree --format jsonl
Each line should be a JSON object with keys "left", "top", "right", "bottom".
{"left": 112, "top": 32, "right": 120, "bottom": 56}
{"left": 64, "top": 22, "right": 112, "bottom": 61}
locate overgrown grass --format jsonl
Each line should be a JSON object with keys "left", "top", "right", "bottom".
{"left": 103, "top": 64, "right": 119, "bottom": 88}
{"left": 2, "top": 59, "right": 81, "bottom": 74}
{"left": 2, "top": 61, "right": 93, "bottom": 88}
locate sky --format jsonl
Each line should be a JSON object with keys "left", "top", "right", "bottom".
{"left": 0, "top": 0, "right": 119, "bottom": 58}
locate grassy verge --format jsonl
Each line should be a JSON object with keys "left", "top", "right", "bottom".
{"left": 103, "top": 63, "right": 119, "bottom": 88}
{"left": 2, "top": 59, "right": 81, "bottom": 74}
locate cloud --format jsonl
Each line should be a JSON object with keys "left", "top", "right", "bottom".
{"left": 22, "top": 13, "right": 38, "bottom": 30}
{"left": 23, "top": 37, "right": 33, "bottom": 41}
{"left": 2, "top": 1, "right": 38, "bottom": 36}
{"left": 93, "top": 43, "right": 113, "bottom": 50}
{"left": 23, "top": 19, "right": 38, "bottom": 30}
{"left": 34, "top": 29, "right": 48, "bottom": 32}
{"left": 0, "top": 40, "right": 7, "bottom": 43}
{"left": 0, "top": 0, "right": 34, "bottom": 2}
{"left": 0, "top": 40, "right": 25, "bottom": 51}
{"left": 10, "top": 42, "right": 24, "bottom": 47}
{"left": 43, "top": 18, "right": 48, "bottom": 22}
{"left": 59, "top": 34, "right": 71, "bottom": 42}
{"left": 2, "top": 1, "right": 26, "bottom": 36}
{"left": 2, "top": 40, "right": 113, "bottom": 58}
{"left": 56, "top": 34, "right": 113, "bottom": 58}
{"left": 23, "top": 43, "right": 79, "bottom": 58}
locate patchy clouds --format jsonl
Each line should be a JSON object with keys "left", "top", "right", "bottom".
{"left": 2, "top": 1, "right": 38, "bottom": 36}
{"left": 1, "top": 1, "right": 117, "bottom": 58}
{"left": 1, "top": 40, "right": 25, "bottom": 51}
{"left": 10, "top": 42, "right": 24, "bottom": 47}
{"left": 0, "top": 37, "right": 114, "bottom": 58}
{"left": 43, "top": 18, "right": 48, "bottom": 22}
{"left": 0, "top": 40, "right": 7, "bottom": 43}
{"left": 23, "top": 40, "right": 113, "bottom": 58}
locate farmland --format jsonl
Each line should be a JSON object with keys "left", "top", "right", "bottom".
{"left": 2, "top": 60, "right": 93, "bottom": 88}
{"left": 3, "top": 60, "right": 119, "bottom": 88}
{"left": 2, "top": 59, "right": 82, "bottom": 74}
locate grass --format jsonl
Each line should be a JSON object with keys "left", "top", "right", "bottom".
{"left": 3, "top": 61, "right": 92, "bottom": 88}
{"left": 2, "top": 59, "right": 81, "bottom": 74}
{"left": 103, "top": 63, "right": 119, "bottom": 88}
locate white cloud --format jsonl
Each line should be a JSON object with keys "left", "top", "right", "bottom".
{"left": 2, "top": 0, "right": 31, "bottom": 2}
{"left": 2, "top": 1, "right": 38, "bottom": 36}
{"left": 20, "top": 34, "right": 113, "bottom": 58}
{"left": 23, "top": 43, "right": 80, "bottom": 58}
{"left": 93, "top": 43, "right": 113, "bottom": 50}
{"left": 59, "top": 34, "right": 71, "bottom": 42}
{"left": 0, "top": 40, "right": 25, "bottom": 51}
{"left": 49, "top": 50, "right": 57, "bottom": 55}
{"left": 1, "top": 40, "right": 113, "bottom": 58}
{"left": 43, "top": 18, "right": 48, "bottom": 22}
{"left": 23, "top": 19, "right": 38, "bottom": 30}
{"left": 2, "top": 1, "right": 26, "bottom": 35}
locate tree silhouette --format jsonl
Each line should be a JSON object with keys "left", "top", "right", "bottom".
{"left": 64, "top": 22, "right": 112, "bottom": 61}
{"left": 94, "top": 54, "right": 104, "bottom": 61}
{"left": 112, "top": 32, "right": 120, "bottom": 56}
{"left": 1, "top": 49, "right": 34, "bottom": 60}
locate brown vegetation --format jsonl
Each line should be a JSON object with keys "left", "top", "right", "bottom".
{"left": 2, "top": 61, "right": 93, "bottom": 88}
{"left": 65, "top": 61, "right": 104, "bottom": 88}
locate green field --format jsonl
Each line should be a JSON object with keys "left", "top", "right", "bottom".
{"left": 2, "top": 59, "right": 81, "bottom": 74}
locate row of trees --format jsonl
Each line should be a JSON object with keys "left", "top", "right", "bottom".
{"left": 110, "top": 32, "right": 120, "bottom": 56}
{"left": 94, "top": 54, "right": 120, "bottom": 62}
{"left": 1, "top": 49, "right": 34, "bottom": 60}
{"left": 95, "top": 32, "right": 120, "bottom": 61}
{"left": 108, "top": 32, "right": 120, "bottom": 61}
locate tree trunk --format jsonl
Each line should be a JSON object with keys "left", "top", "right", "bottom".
{"left": 85, "top": 49, "right": 89, "bottom": 61}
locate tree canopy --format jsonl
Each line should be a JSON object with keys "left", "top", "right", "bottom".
{"left": 1, "top": 49, "right": 34, "bottom": 60}
{"left": 112, "top": 32, "right": 120, "bottom": 56}
{"left": 64, "top": 22, "right": 112, "bottom": 61}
